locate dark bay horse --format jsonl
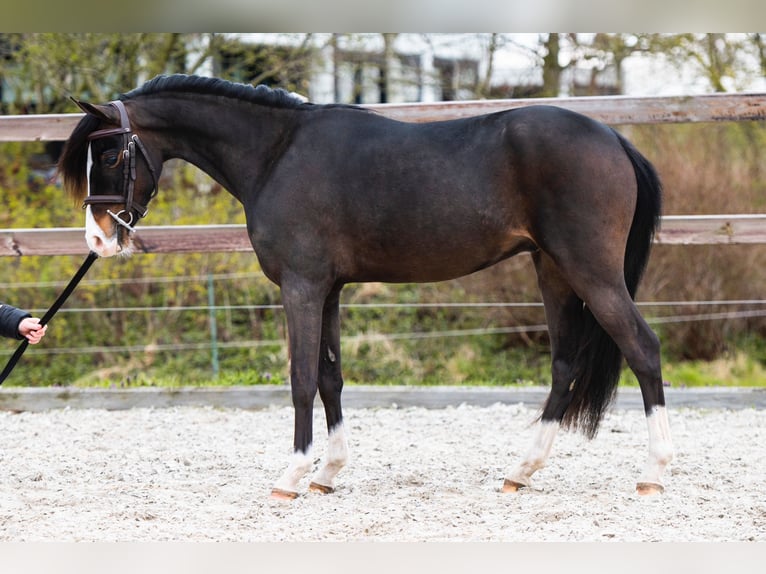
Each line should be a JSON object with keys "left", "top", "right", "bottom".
{"left": 58, "top": 74, "right": 672, "bottom": 498}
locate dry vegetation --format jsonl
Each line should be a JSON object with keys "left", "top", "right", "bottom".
{"left": 0, "top": 121, "right": 764, "bottom": 386}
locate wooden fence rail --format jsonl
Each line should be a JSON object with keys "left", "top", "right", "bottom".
{"left": 1, "top": 92, "right": 764, "bottom": 253}
{"left": 1, "top": 215, "right": 765, "bottom": 257}
{"left": 2, "top": 92, "right": 766, "bottom": 142}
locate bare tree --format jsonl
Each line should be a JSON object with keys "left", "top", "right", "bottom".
{"left": 643, "top": 33, "right": 754, "bottom": 93}
{"left": 751, "top": 33, "right": 766, "bottom": 76}
{"left": 476, "top": 33, "right": 501, "bottom": 98}
{"left": 541, "top": 33, "right": 564, "bottom": 97}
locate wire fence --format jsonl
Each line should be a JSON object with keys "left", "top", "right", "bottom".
{"left": 8, "top": 310, "right": 766, "bottom": 358}
{"left": 2, "top": 267, "right": 764, "bottom": 357}
{"left": 2, "top": 94, "right": 764, "bottom": 376}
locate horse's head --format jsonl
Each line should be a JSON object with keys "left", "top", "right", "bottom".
{"left": 59, "top": 99, "right": 161, "bottom": 257}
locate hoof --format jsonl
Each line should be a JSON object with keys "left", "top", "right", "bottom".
{"left": 270, "top": 488, "right": 299, "bottom": 500}
{"left": 636, "top": 481, "right": 665, "bottom": 496}
{"left": 309, "top": 481, "right": 335, "bottom": 494}
{"left": 502, "top": 479, "right": 527, "bottom": 493}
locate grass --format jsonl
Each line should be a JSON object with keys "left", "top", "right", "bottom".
{"left": 44, "top": 351, "right": 765, "bottom": 389}
{"left": 661, "top": 352, "right": 766, "bottom": 388}
{"left": 7, "top": 332, "right": 764, "bottom": 389}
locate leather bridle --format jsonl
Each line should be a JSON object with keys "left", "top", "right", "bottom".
{"left": 84, "top": 100, "right": 160, "bottom": 232}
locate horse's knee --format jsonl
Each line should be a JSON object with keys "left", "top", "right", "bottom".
{"left": 318, "top": 372, "right": 343, "bottom": 402}
{"left": 290, "top": 382, "right": 317, "bottom": 410}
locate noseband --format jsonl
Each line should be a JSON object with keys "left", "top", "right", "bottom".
{"left": 84, "top": 100, "right": 159, "bottom": 232}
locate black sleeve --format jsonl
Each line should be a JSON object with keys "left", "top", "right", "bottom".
{"left": 0, "top": 303, "right": 31, "bottom": 340}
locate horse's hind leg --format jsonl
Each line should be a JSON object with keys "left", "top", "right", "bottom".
{"left": 504, "top": 253, "right": 584, "bottom": 492}
{"left": 595, "top": 293, "right": 672, "bottom": 494}
{"left": 309, "top": 287, "right": 349, "bottom": 494}
{"left": 569, "top": 274, "right": 673, "bottom": 495}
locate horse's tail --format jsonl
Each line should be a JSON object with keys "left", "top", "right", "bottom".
{"left": 559, "top": 130, "right": 662, "bottom": 438}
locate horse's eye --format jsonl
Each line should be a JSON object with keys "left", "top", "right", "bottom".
{"left": 102, "top": 151, "right": 120, "bottom": 168}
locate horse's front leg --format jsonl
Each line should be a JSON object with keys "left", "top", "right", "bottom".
{"left": 309, "top": 287, "right": 349, "bottom": 494}
{"left": 271, "top": 280, "right": 325, "bottom": 500}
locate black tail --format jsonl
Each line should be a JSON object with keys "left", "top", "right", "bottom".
{"left": 559, "top": 130, "right": 662, "bottom": 438}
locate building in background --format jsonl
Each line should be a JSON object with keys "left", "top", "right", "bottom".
{"left": 208, "top": 33, "right": 765, "bottom": 104}
{"left": 210, "top": 33, "right": 622, "bottom": 104}
{"left": 2, "top": 33, "right": 764, "bottom": 113}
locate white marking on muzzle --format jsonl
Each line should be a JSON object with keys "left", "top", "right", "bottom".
{"left": 84, "top": 143, "right": 121, "bottom": 257}
{"left": 85, "top": 205, "right": 121, "bottom": 257}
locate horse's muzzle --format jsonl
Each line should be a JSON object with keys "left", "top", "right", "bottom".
{"left": 84, "top": 205, "right": 133, "bottom": 257}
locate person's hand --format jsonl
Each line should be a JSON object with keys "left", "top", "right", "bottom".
{"left": 18, "top": 318, "right": 47, "bottom": 344}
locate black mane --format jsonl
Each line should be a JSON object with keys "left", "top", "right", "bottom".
{"left": 59, "top": 74, "right": 367, "bottom": 201}
{"left": 122, "top": 74, "right": 314, "bottom": 110}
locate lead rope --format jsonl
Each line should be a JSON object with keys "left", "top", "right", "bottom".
{"left": 0, "top": 251, "right": 99, "bottom": 385}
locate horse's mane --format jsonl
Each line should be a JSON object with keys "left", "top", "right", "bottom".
{"left": 123, "top": 74, "right": 315, "bottom": 110}
{"left": 59, "top": 74, "right": 364, "bottom": 201}
{"left": 58, "top": 113, "right": 101, "bottom": 202}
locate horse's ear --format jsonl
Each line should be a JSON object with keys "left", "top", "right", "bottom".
{"left": 70, "top": 97, "right": 119, "bottom": 124}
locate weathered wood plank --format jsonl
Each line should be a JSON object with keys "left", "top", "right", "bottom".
{"left": 2, "top": 93, "right": 765, "bottom": 142}
{"left": 655, "top": 215, "right": 766, "bottom": 245}
{"left": 0, "top": 113, "right": 80, "bottom": 142}
{"left": 368, "top": 93, "right": 766, "bottom": 125}
{"left": 0, "top": 225, "right": 252, "bottom": 256}
{"left": 1, "top": 215, "right": 764, "bottom": 257}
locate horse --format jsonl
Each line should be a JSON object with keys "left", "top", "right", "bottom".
{"left": 58, "top": 74, "right": 673, "bottom": 499}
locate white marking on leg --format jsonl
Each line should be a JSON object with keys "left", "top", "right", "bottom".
{"left": 273, "top": 447, "right": 314, "bottom": 495}
{"left": 639, "top": 405, "right": 673, "bottom": 487}
{"left": 311, "top": 423, "right": 349, "bottom": 491}
{"left": 506, "top": 420, "right": 559, "bottom": 488}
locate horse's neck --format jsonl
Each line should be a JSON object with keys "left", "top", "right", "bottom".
{"left": 139, "top": 95, "right": 296, "bottom": 200}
